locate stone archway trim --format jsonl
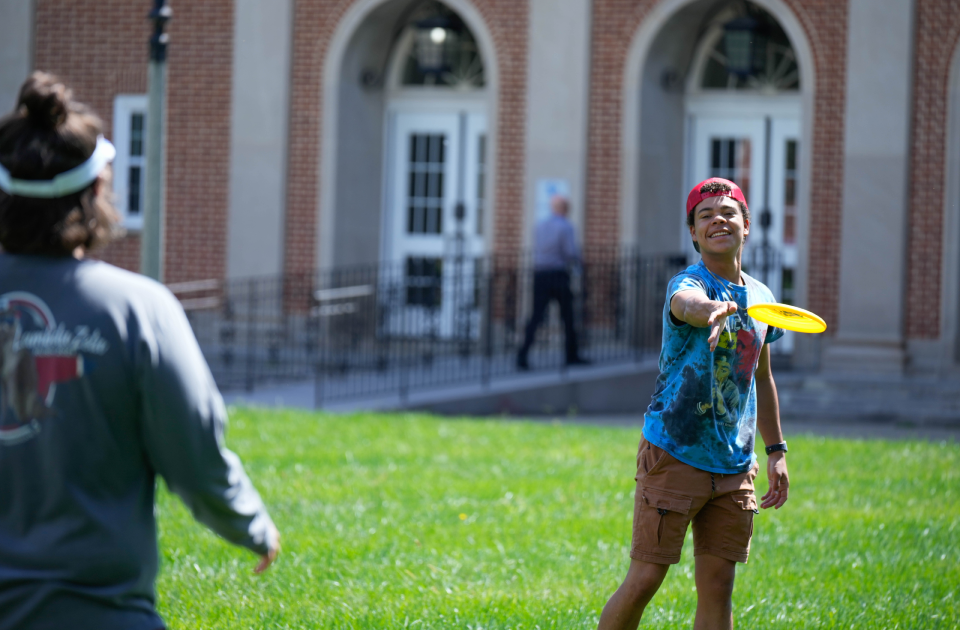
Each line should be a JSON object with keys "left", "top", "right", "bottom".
{"left": 946, "top": 41, "right": 960, "bottom": 363}
{"left": 917, "top": 34, "right": 960, "bottom": 367}
{"left": 905, "top": 0, "right": 960, "bottom": 348}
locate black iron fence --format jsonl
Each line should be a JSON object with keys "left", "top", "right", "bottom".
{"left": 175, "top": 250, "right": 688, "bottom": 404}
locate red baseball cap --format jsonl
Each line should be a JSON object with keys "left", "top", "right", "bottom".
{"left": 686, "top": 177, "right": 748, "bottom": 219}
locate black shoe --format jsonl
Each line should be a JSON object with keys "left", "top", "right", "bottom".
{"left": 516, "top": 355, "right": 530, "bottom": 371}
{"left": 565, "top": 357, "right": 592, "bottom": 367}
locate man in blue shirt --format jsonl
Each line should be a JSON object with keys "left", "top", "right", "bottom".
{"left": 517, "top": 195, "right": 589, "bottom": 369}
{"left": 596, "top": 178, "right": 790, "bottom": 630}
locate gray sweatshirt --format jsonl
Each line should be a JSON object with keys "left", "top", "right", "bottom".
{"left": 0, "top": 255, "right": 277, "bottom": 630}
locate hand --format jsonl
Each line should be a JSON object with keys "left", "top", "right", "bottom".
{"left": 706, "top": 301, "right": 738, "bottom": 351}
{"left": 760, "top": 451, "right": 789, "bottom": 510}
{"left": 254, "top": 526, "right": 281, "bottom": 574}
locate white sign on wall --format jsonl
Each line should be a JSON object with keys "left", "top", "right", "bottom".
{"left": 535, "top": 178, "right": 571, "bottom": 222}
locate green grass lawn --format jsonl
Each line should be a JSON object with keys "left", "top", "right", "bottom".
{"left": 155, "top": 409, "right": 960, "bottom": 629}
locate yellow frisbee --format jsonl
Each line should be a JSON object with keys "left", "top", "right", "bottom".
{"left": 747, "top": 302, "right": 827, "bottom": 334}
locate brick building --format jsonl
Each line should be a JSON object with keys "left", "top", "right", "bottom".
{"left": 1, "top": 0, "right": 958, "bottom": 376}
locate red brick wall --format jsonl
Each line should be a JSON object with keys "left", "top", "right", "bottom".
{"left": 586, "top": 0, "right": 849, "bottom": 333}
{"left": 34, "top": 0, "right": 148, "bottom": 272}
{"left": 33, "top": 0, "right": 234, "bottom": 283}
{"left": 162, "top": 0, "right": 234, "bottom": 284}
{"left": 283, "top": 0, "right": 528, "bottom": 275}
{"left": 905, "top": 0, "right": 960, "bottom": 340}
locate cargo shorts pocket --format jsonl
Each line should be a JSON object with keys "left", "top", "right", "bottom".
{"left": 632, "top": 486, "right": 693, "bottom": 561}
{"left": 731, "top": 491, "right": 759, "bottom": 538}
{"left": 635, "top": 440, "right": 669, "bottom": 481}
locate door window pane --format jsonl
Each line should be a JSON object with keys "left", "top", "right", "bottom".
{"left": 476, "top": 134, "right": 486, "bottom": 236}
{"left": 709, "top": 138, "right": 751, "bottom": 201}
{"left": 781, "top": 267, "right": 795, "bottom": 305}
{"left": 406, "top": 256, "right": 443, "bottom": 307}
{"left": 407, "top": 133, "right": 445, "bottom": 234}
{"left": 128, "top": 166, "right": 141, "bottom": 215}
{"left": 783, "top": 139, "right": 798, "bottom": 244}
{"left": 130, "top": 113, "right": 144, "bottom": 156}
{"left": 127, "top": 112, "right": 146, "bottom": 217}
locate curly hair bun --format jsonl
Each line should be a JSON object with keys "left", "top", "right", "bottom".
{"left": 18, "top": 72, "right": 73, "bottom": 130}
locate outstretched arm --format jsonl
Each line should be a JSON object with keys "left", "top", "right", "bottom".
{"left": 670, "top": 290, "right": 739, "bottom": 351}
{"left": 755, "top": 343, "right": 789, "bottom": 510}
{"left": 137, "top": 288, "right": 281, "bottom": 572}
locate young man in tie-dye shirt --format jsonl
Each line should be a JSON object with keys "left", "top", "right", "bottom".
{"left": 597, "top": 178, "right": 791, "bottom": 630}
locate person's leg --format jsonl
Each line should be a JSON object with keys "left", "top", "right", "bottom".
{"left": 693, "top": 554, "right": 737, "bottom": 630}
{"left": 555, "top": 272, "right": 582, "bottom": 363}
{"left": 518, "top": 271, "right": 550, "bottom": 367}
{"left": 597, "top": 559, "right": 670, "bottom": 630}
{"left": 690, "top": 464, "right": 759, "bottom": 630}
{"left": 599, "top": 441, "right": 704, "bottom": 629}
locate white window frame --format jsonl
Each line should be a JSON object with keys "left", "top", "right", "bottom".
{"left": 112, "top": 94, "right": 148, "bottom": 230}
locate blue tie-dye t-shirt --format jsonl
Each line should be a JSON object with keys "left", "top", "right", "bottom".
{"left": 642, "top": 261, "right": 784, "bottom": 474}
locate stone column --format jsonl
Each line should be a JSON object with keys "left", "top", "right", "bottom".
{"left": 226, "top": 0, "right": 294, "bottom": 279}
{"left": 0, "top": 0, "right": 34, "bottom": 113}
{"left": 523, "top": 0, "right": 593, "bottom": 243}
{"left": 824, "top": 0, "right": 916, "bottom": 374}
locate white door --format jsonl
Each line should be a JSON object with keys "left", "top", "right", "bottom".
{"left": 384, "top": 108, "right": 487, "bottom": 337}
{"left": 689, "top": 113, "right": 800, "bottom": 352}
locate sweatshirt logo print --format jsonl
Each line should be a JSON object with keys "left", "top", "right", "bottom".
{"left": 0, "top": 292, "right": 109, "bottom": 445}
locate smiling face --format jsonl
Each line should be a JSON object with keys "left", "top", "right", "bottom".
{"left": 689, "top": 196, "right": 750, "bottom": 258}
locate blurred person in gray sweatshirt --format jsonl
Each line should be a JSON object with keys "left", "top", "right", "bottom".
{"left": 517, "top": 195, "right": 590, "bottom": 370}
{"left": 0, "top": 72, "right": 280, "bottom": 630}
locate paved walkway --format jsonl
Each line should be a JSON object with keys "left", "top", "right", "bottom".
{"left": 223, "top": 364, "right": 960, "bottom": 442}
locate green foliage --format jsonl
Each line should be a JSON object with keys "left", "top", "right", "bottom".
{"left": 156, "top": 409, "right": 960, "bottom": 629}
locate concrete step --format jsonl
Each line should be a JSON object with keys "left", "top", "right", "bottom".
{"left": 775, "top": 372, "right": 960, "bottom": 425}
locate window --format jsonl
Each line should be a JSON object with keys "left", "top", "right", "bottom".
{"left": 407, "top": 133, "right": 445, "bottom": 235}
{"left": 781, "top": 267, "right": 795, "bottom": 305}
{"left": 476, "top": 134, "right": 486, "bottom": 236}
{"left": 406, "top": 256, "right": 443, "bottom": 307}
{"left": 700, "top": 7, "right": 799, "bottom": 91}
{"left": 783, "top": 139, "right": 798, "bottom": 244}
{"left": 112, "top": 95, "right": 148, "bottom": 229}
{"left": 710, "top": 137, "right": 752, "bottom": 201}
{"left": 400, "top": 3, "right": 485, "bottom": 88}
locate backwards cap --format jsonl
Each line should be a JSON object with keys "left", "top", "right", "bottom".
{"left": 685, "top": 177, "right": 748, "bottom": 219}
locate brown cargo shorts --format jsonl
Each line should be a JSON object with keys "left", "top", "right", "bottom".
{"left": 631, "top": 437, "right": 760, "bottom": 565}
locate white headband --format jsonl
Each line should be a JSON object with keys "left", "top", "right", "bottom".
{"left": 0, "top": 135, "right": 116, "bottom": 198}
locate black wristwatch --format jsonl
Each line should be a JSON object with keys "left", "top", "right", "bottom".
{"left": 765, "top": 441, "right": 788, "bottom": 455}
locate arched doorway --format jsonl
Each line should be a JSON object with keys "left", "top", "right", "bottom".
{"left": 382, "top": 2, "right": 488, "bottom": 268}
{"left": 380, "top": 2, "right": 489, "bottom": 335}
{"left": 321, "top": 0, "right": 494, "bottom": 338}
{"left": 319, "top": 0, "right": 496, "bottom": 272}
{"left": 622, "top": 0, "right": 812, "bottom": 358}
{"left": 683, "top": 3, "right": 802, "bottom": 352}
{"left": 317, "top": 0, "right": 494, "bottom": 335}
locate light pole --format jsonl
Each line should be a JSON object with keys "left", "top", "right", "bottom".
{"left": 141, "top": 0, "right": 171, "bottom": 281}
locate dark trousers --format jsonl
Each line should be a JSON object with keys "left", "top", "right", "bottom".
{"left": 518, "top": 269, "right": 580, "bottom": 362}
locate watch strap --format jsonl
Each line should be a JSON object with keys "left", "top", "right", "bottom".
{"left": 765, "top": 441, "right": 788, "bottom": 455}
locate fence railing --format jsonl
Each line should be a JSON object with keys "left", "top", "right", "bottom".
{"left": 176, "top": 250, "right": 688, "bottom": 404}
